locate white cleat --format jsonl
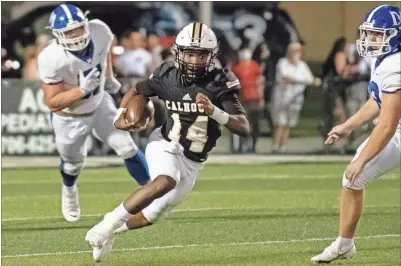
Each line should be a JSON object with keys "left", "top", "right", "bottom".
{"left": 90, "top": 213, "right": 120, "bottom": 262}
{"left": 85, "top": 219, "right": 114, "bottom": 249}
{"left": 311, "top": 241, "right": 356, "bottom": 264}
{"left": 86, "top": 212, "right": 125, "bottom": 261}
{"left": 61, "top": 184, "right": 80, "bottom": 222}
{"left": 92, "top": 233, "right": 117, "bottom": 262}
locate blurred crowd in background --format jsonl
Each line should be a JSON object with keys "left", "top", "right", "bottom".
{"left": 1, "top": 2, "right": 374, "bottom": 155}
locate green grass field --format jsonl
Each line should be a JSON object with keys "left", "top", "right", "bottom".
{"left": 2, "top": 164, "right": 400, "bottom": 266}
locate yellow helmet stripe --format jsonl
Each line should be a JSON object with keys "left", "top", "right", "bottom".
{"left": 192, "top": 22, "right": 203, "bottom": 43}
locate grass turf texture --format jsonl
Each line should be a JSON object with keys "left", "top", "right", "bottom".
{"left": 2, "top": 164, "right": 400, "bottom": 265}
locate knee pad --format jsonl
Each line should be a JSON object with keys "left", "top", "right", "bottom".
{"left": 342, "top": 173, "right": 366, "bottom": 190}
{"left": 109, "top": 132, "right": 138, "bottom": 159}
{"left": 121, "top": 148, "right": 138, "bottom": 160}
{"left": 62, "top": 161, "right": 84, "bottom": 176}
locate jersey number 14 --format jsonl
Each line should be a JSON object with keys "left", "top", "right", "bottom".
{"left": 168, "top": 113, "right": 209, "bottom": 153}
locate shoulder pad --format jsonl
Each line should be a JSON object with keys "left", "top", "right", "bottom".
{"left": 377, "top": 52, "right": 401, "bottom": 75}
{"left": 89, "top": 19, "right": 113, "bottom": 41}
{"left": 213, "top": 68, "right": 241, "bottom": 90}
{"left": 205, "top": 68, "right": 241, "bottom": 98}
{"left": 152, "top": 61, "right": 176, "bottom": 78}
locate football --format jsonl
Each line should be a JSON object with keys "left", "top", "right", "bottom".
{"left": 124, "top": 95, "right": 154, "bottom": 129}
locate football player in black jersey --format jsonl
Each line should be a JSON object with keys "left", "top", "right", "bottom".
{"left": 86, "top": 22, "right": 250, "bottom": 262}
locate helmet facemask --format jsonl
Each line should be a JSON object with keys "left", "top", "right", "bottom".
{"left": 48, "top": 6, "right": 90, "bottom": 53}
{"left": 356, "top": 23, "right": 398, "bottom": 57}
{"left": 175, "top": 45, "right": 218, "bottom": 83}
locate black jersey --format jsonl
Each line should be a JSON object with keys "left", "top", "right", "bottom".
{"left": 136, "top": 61, "right": 245, "bottom": 162}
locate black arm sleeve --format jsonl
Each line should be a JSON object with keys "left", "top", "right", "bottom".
{"left": 136, "top": 78, "right": 160, "bottom": 97}
{"left": 213, "top": 68, "right": 244, "bottom": 115}
{"left": 135, "top": 63, "right": 166, "bottom": 97}
{"left": 221, "top": 92, "right": 246, "bottom": 115}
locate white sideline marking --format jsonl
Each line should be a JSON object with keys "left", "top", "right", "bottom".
{"left": 2, "top": 234, "right": 399, "bottom": 259}
{"left": 2, "top": 204, "right": 399, "bottom": 222}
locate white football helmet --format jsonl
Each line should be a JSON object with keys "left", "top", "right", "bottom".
{"left": 173, "top": 22, "right": 219, "bottom": 82}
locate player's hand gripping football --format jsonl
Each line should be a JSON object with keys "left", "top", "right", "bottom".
{"left": 78, "top": 69, "right": 100, "bottom": 95}
{"left": 114, "top": 108, "right": 135, "bottom": 130}
{"left": 113, "top": 108, "right": 144, "bottom": 132}
{"left": 325, "top": 123, "right": 352, "bottom": 145}
{"left": 196, "top": 93, "right": 214, "bottom": 116}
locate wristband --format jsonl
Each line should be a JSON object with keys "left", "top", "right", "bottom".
{"left": 113, "top": 108, "right": 125, "bottom": 126}
{"left": 209, "top": 106, "right": 230, "bottom": 125}
{"left": 147, "top": 100, "right": 154, "bottom": 110}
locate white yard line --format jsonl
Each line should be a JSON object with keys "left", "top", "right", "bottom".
{"left": 2, "top": 204, "right": 399, "bottom": 222}
{"left": 2, "top": 234, "right": 399, "bottom": 259}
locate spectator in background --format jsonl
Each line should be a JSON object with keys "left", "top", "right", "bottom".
{"left": 342, "top": 40, "right": 371, "bottom": 151}
{"left": 345, "top": 42, "right": 371, "bottom": 116}
{"left": 271, "top": 42, "right": 320, "bottom": 154}
{"left": 114, "top": 31, "right": 153, "bottom": 105}
{"left": 147, "top": 34, "right": 163, "bottom": 71}
{"left": 253, "top": 42, "right": 275, "bottom": 135}
{"left": 114, "top": 31, "right": 152, "bottom": 78}
{"left": 23, "top": 34, "right": 51, "bottom": 80}
{"left": 232, "top": 47, "right": 264, "bottom": 152}
{"left": 109, "top": 35, "right": 120, "bottom": 66}
{"left": 112, "top": 30, "right": 133, "bottom": 78}
{"left": 319, "top": 37, "right": 361, "bottom": 144}
{"left": 119, "top": 30, "right": 133, "bottom": 51}
{"left": 225, "top": 52, "right": 239, "bottom": 70}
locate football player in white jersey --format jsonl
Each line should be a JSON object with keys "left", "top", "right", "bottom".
{"left": 38, "top": 4, "right": 150, "bottom": 223}
{"left": 312, "top": 5, "right": 401, "bottom": 263}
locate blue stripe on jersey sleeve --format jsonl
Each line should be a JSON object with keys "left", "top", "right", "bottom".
{"left": 382, "top": 88, "right": 401, "bottom": 94}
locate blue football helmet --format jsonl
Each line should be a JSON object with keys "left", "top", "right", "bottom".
{"left": 357, "top": 5, "right": 401, "bottom": 57}
{"left": 47, "top": 4, "right": 90, "bottom": 51}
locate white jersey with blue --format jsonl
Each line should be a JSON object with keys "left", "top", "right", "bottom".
{"left": 341, "top": 51, "right": 401, "bottom": 191}
{"left": 38, "top": 19, "right": 113, "bottom": 115}
{"left": 369, "top": 52, "right": 401, "bottom": 130}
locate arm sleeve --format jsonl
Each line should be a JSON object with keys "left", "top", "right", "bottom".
{"left": 37, "top": 51, "right": 63, "bottom": 84}
{"left": 218, "top": 70, "right": 245, "bottom": 115}
{"left": 221, "top": 92, "right": 246, "bottom": 115}
{"left": 381, "top": 71, "right": 401, "bottom": 94}
{"left": 221, "top": 69, "right": 241, "bottom": 94}
{"left": 91, "top": 19, "right": 114, "bottom": 50}
{"left": 135, "top": 64, "right": 164, "bottom": 97}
